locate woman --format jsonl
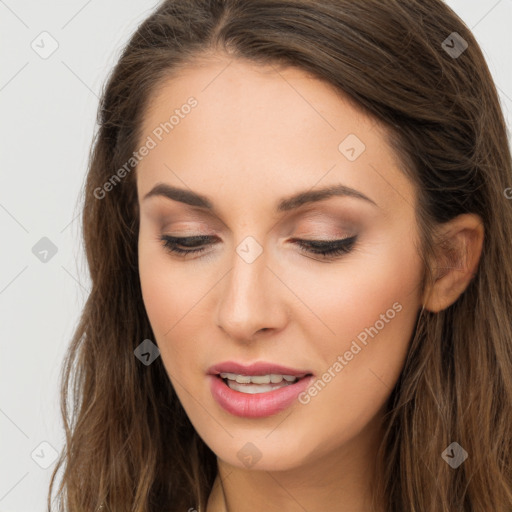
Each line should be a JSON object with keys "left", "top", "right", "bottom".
{"left": 48, "top": 0, "right": 512, "bottom": 510}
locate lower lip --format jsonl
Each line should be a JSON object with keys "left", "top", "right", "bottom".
{"left": 208, "top": 374, "right": 314, "bottom": 418}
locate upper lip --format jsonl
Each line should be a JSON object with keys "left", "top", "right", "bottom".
{"left": 207, "top": 361, "right": 314, "bottom": 378}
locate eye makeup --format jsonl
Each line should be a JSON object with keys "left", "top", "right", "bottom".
{"left": 159, "top": 233, "right": 358, "bottom": 261}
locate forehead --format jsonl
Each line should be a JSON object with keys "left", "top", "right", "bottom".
{"left": 136, "top": 57, "right": 415, "bottom": 216}
{"left": 141, "top": 57, "right": 373, "bottom": 148}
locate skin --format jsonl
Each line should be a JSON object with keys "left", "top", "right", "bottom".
{"left": 136, "top": 55, "right": 484, "bottom": 512}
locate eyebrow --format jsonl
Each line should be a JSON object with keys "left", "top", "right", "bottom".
{"left": 142, "top": 182, "right": 378, "bottom": 212}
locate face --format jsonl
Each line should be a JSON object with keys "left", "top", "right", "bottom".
{"left": 136, "top": 56, "right": 424, "bottom": 471}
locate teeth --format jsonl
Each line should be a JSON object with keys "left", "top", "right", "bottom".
{"left": 251, "top": 375, "right": 271, "bottom": 384}
{"left": 226, "top": 381, "right": 288, "bottom": 394}
{"left": 219, "top": 373, "right": 299, "bottom": 384}
{"left": 227, "top": 379, "right": 290, "bottom": 395}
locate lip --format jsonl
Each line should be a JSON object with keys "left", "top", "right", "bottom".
{"left": 207, "top": 361, "right": 314, "bottom": 418}
{"left": 207, "top": 361, "right": 313, "bottom": 378}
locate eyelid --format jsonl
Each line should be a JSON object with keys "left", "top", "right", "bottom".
{"left": 155, "top": 206, "right": 358, "bottom": 230}
{"left": 159, "top": 233, "right": 358, "bottom": 260}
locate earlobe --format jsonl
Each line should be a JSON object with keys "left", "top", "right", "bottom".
{"left": 422, "top": 214, "right": 484, "bottom": 313}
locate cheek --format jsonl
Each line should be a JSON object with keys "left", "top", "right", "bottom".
{"left": 138, "top": 233, "right": 195, "bottom": 358}
{"left": 138, "top": 226, "right": 201, "bottom": 335}
{"left": 138, "top": 231, "right": 221, "bottom": 388}
{"left": 277, "top": 229, "right": 423, "bottom": 359}
{"left": 139, "top": 262, "right": 195, "bottom": 399}
{"left": 293, "top": 232, "right": 423, "bottom": 426}
{"left": 138, "top": 246, "right": 176, "bottom": 337}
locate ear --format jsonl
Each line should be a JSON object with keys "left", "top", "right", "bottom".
{"left": 422, "top": 213, "right": 484, "bottom": 313}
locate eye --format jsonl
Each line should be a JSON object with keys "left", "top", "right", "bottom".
{"left": 160, "top": 234, "right": 358, "bottom": 260}
{"left": 291, "top": 235, "right": 358, "bottom": 259}
{"left": 160, "top": 235, "right": 216, "bottom": 256}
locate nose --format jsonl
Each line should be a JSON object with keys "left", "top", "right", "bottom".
{"left": 215, "top": 242, "right": 287, "bottom": 342}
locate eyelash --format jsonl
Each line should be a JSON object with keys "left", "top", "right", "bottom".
{"left": 159, "top": 234, "right": 358, "bottom": 259}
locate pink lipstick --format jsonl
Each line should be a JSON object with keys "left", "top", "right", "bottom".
{"left": 207, "top": 361, "right": 314, "bottom": 418}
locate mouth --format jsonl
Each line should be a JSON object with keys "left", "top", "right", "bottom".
{"left": 207, "top": 361, "right": 315, "bottom": 418}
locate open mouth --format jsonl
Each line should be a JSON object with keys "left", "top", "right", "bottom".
{"left": 209, "top": 367, "right": 316, "bottom": 418}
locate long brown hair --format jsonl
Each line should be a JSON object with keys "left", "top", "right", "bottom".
{"left": 47, "top": 1, "right": 512, "bottom": 510}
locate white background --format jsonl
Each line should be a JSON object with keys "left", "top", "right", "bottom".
{"left": 1, "top": 1, "right": 511, "bottom": 510}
